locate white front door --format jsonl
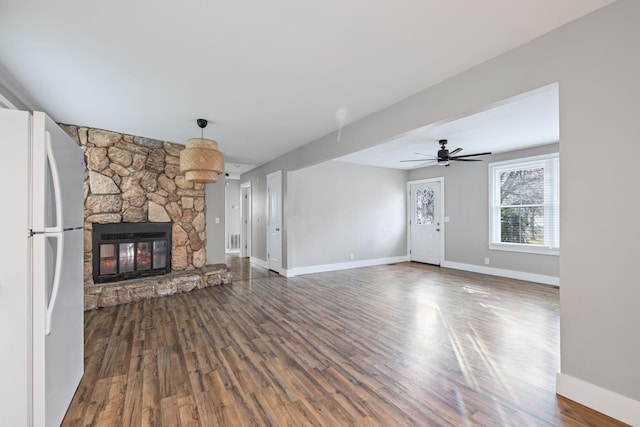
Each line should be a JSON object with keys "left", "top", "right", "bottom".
{"left": 409, "top": 180, "right": 442, "bottom": 265}
{"left": 267, "top": 171, "right": 282, "bottom": 273}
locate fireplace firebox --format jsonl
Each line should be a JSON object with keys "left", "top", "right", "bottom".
{"left": 92, "top": 222, "right": 172, "bottom": 283}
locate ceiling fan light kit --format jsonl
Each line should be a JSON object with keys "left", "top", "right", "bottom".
{"left": 180, "top": 118, "right": 225, "bottom": 183}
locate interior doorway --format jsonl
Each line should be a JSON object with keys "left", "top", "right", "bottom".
{"left": 240, "top": 181, "right": 252, "bottom": 258}
{"left": 408, "top": 178, "right": 444, "bottom": 265}
{"left": 267, "top": 170, "right": 282, "bottom": 273}
{"left": 225, "top": 180, "right": 242, "bottom": 254}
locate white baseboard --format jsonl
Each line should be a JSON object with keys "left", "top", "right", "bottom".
{"left": 225, "top": 249, "right": 240, "bottom": 254}
{"left": 251, "top": 257, "right": 558, "bottom": 286}
{"left": 440, "top": 260, "right": 559, "bottom": 286}
{"left": 556, "top": 372, "right": 640, "bottom": 426}
{"left": 290, "top": 256, "right": 410, "bottom": 277}
{"left": 249, "top": 256, "right": 268, "bottom": 269}
{"left": 248, "top": 257, "right": 293, "bottom": 277}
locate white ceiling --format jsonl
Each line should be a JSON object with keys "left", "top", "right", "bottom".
{"left": 0, "top": 0, "right": 614, "bottom": 168}
{"left": 337, "top": 84, "right": 559, "bottom": 170}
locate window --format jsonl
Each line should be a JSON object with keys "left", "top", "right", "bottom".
{"left": 416, "top": 187, "right": 434, "bottom": 225}
{"left": 489, "top": 153, "right": 559, "bottom": 255}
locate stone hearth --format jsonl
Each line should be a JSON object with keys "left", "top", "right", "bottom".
{"left": 60, "top": 125, "right": 232, "bottom": 310}
{"left": 84, "top": 264, "right": 232, "bottom": 310}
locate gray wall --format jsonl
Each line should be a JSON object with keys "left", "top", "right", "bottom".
{"left": 290, "top": 161, "right": 407, "bottom": 268}
{"left": 242, "top": 0, "right": 640, "bottom": 407}
{"left": 225, "top": 180, "right": 241, "bottom": 249}
{"left": 556, "top": 2, "right": 639, "bottom": 402}
{"left": 205, "top": 177, "right": 227, "bottom": 264}
{"left": 409, "top": 144, "right": 559, "bottom": 278}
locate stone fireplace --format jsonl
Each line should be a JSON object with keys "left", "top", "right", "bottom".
{"left": 60, "top": 125, "right": 231, "bottom": 309}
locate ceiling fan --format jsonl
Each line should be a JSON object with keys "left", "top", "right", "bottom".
{"left": 400, "top": 139, "right": 492, "bottom": 167}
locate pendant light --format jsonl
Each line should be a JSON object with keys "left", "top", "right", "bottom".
{"left": 180, "top": 118, "right": 225, "bottom": 183}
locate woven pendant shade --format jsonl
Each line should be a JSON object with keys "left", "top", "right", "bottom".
{"left": 180, "top": 138, "right": 225, "bottom": 183}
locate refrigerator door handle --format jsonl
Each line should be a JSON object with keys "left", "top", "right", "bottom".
{"left": 45, "top": 232, "right": 64, "bottom": 335}
{"left": 44, "top": 132, "right": 64, "bottom": 233}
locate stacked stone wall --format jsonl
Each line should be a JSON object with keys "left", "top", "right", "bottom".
{"left": 60, "top": 125, "right": 207, "bottom": 286}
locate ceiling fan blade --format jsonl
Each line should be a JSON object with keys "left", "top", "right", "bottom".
{"left": 450, "top": 158, "right": 482, "bottom": 162}
{"left": 449, "top": 147, "right": 463, "bottom": 155}
{"left": 411, "top": 160, "right": 437, "bottom": 166}
{"left": 450, "top": 151, "right": 492, "bottom": 159}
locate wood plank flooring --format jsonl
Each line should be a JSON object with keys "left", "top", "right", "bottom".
{"left": 63, "top": 258, "right": 628, "bottom": 426}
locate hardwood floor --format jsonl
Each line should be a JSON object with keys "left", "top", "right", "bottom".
{"left": 63, "top": 257, "right": 627, "bottom": 426}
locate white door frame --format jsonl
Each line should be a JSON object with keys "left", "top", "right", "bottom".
{"left": 407, "top": 177, "right": 445, "bottom": 264}
{"left": 266, "top": 170, "right": 283, "bottom": 274}
{"left": 240, "top": 181, "right": 252, "bottom": 258}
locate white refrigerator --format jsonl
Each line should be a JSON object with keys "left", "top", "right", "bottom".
{"left": 0, "top": 108, "right": 84, "bottom": 426}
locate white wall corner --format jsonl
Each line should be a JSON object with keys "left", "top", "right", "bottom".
{"left": 0, "top": 91, "right": 17, "bottom": 109}
{"left": 249, "top": 256, "right": 268, "bottom": 269}
{"left": 556, "top": 372, "right": 640, "bottom": 426}
{"left": 440, "top": 260, "right": 559, "bottom": 286}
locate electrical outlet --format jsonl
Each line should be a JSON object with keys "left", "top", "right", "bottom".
{"left": 215, "top": 217, "right": 220, "bottom": 224}
{"left": 350, "top": 253, "right": 355, "bottom": 260}
{"left": 485, "top": 257, "right": 490, "bottom": 265}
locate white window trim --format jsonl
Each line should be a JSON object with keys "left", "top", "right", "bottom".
{"left": 488, "top": 153, "right": 559, "bottom": 256}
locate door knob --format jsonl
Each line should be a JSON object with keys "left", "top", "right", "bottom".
{"left": 276, "top": 228, "right": 280, "bottom": 231}
{"left": 436, "top": 228, "right": 440, "bottom": 231}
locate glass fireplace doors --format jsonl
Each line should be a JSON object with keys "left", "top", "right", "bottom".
{"left": 92, "top": 222, "right": 172, "bottom": 283}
